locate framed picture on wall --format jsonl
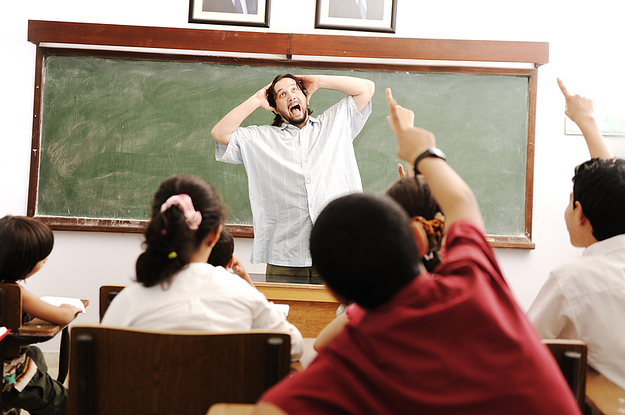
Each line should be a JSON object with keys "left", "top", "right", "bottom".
{"left": 315, "top": 0, "right": 397, "bottom": 33}
{"left": 189, "top": 0, "right": 270, "bottom": 27}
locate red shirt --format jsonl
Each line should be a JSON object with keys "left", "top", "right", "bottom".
{"left": 260, "top": 221, "right": 581, "bottom": 414}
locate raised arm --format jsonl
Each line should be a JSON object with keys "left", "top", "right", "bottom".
{"left": 211, "top": 83, "right": 274, "bottom": 146}
{"left": 386, "top": 88, "right": 484, "bottom": 230}
{"left": 557, "top": 78, "right": 613, "bottom": 159}
{"left": 299, "top": 75, "right": 375, "bottom": 113}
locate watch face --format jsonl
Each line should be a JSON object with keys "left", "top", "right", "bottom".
{"left": 428, "top": 148, "right": 446, "bottom": 160}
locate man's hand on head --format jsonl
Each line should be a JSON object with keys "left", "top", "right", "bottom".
{"left": 257, "top": 82, "right": 276, "bottom": 112}
{"left": 298, "top": 75, "right": 320, "bottom": 105}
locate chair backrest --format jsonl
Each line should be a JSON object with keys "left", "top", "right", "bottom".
{"left": 67, "top": 325, "right": 291, "bottom": 415}
{"left": 0, "top": 283, "right": 23, "bottom": 334}
{"left": 98, "top": 285, "right": 125, "bottom": 322}
{"left": 543, "top": 339, "right": 588, "bottom": 413}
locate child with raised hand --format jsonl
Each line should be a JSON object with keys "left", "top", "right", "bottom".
{"left": 0, "top": 215, "right": 83, "bottom": 415}
{"left": 314, "top": 175, "right": 445, "bottom": 351}
{"left": 253, "top": 89, "right": 579, "bottom": 415}
{"left": 527, "top": 80, "right": 625, "bottom": 390}
{"left": 101, "top": 174, "right": 303, "bottom": 360}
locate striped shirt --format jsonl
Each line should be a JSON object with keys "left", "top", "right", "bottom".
{"left": 215, "top": 95, "right": 372, "bottom": 266}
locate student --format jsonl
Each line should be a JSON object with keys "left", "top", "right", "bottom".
{"left": 212, "top": 74, "right": 375, "bottom": 282}
{"left": 0, "top": 215, "right": 83, "bottom": 415}
{"left": 207, "top": 225, "right": 254, "bottom": 286}
{"left": 314, "top": 175, "right": 445, "bottom": 351}
{"left": 101, "top": 175, "right": 303, "bottom": 360}
{"left": 527, "top": 79, "right": 625, "bottom": 390}
{"left": 252, "top": 89, "right": 580, "bottom": 415}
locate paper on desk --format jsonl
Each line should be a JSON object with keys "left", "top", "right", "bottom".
{"left": 40, "top": 296, "right": 86, "bottom": 314}
{"left": 271, "top": 303, "right": 290, "bottom": 317}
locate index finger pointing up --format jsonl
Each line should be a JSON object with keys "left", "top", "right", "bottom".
{"left": 557, "top": 78, "right": 571, "bottom": 98}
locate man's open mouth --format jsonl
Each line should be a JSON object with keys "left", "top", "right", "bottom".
{"left": 289, "top": 103, "right": 302, "bottom": 116}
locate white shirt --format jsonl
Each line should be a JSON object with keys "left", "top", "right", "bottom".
{"left": 216, "top": 95, "right": 372, "bottom": 267}
{"left": 527, "top": 234, "right": 625, "bottom": 390}
{"left": 102, "top": 263, "right": 303, "bottom": 360}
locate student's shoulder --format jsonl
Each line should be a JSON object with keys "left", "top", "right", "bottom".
{"left": 444, "top": 221, "right": 491, "bottom": 253}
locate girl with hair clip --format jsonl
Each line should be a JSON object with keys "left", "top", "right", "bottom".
{"left": 101, "top": 175, "right": 303, "bottom": 360}
{"left": 314, "top": 175, "right": 445, "bottom": 351}
{"left": 0, "top": 215, "right": 83, "bottom": 415}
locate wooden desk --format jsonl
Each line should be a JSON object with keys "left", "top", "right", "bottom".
{"left": 254, "top": 283, "right": 339, "bottom": 338}
{"left": 586, "top": 368, "right": 625, "bottom": 415}
{"left": 207, "top": 403, "right": 255, "bottom": 415}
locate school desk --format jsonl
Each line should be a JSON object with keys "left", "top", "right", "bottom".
{"left": 206, "top": 403, "right": 255, "bottom": 415}
{"left": 254, "top": 283, "right": 339, "bottom": 338}
{"left": 586, "top": 367, "right": 625, "bottom": 415}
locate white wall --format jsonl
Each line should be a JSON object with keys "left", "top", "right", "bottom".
{"left": 2, "top": 0, "right": 625, "bottom": 351}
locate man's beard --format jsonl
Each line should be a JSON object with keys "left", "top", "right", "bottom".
{"left": 280, "top": 103, "right": 308, "bottom": 127}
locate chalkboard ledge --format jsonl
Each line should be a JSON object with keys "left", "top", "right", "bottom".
{"left": 34, "top": 216, "right": 535, "bottom": 249}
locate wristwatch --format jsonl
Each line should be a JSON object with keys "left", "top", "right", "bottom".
{"left": 414, "top": 147, "right": 447, "bottom": 174}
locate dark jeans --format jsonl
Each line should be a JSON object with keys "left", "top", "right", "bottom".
{"left": 3, "top": 346, "right": 66, "bottom": 415}
{"left": 265, "top": 264, "right": 324, "bottom": 284}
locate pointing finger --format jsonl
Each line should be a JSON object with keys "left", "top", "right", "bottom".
{"left": 557, "top": 78, "right": 570, "bottom": 98}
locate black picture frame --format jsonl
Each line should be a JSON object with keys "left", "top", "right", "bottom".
{"left": 189, "top": 0, "right": 270, "bottom": 27}
{"left": 315, "top": 0, "right": 396, "bottom": 33}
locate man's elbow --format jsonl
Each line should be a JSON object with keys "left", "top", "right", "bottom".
{"left": 365, "top": 79, "right": 375, "bottom": 99}
{"left": 211, "top": 126, "right": 230, "bottom": 146}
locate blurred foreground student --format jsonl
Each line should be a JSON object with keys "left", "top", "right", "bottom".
{"left": 207, "top": 226, "right": 254, "bottom": 286}
{"left": 252, "top": 89, "right": 580, "bottom": 415}
{"left": 527, "top": 79, "right": 625, "bottom": 390}
{"left": 314, "top": 175, "right": 445, "bottom": 351}
{"left": 0, "top": 216, "right": 83, "bottom": 415}
{"left": 102, "top": 175, "right": 303, "bottom": 360}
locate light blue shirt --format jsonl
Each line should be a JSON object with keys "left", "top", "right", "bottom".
{"left": 216, "top": 95, "right": 372, "bottom": 267}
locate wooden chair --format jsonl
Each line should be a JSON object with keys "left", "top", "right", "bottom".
{"left": 98, "top": 285, "right": 125, "bottom": 321}
{"left": 67, "top": 325, "right": 291, "bottom": 415}
{"left": 543, "top": 339, "right": 588, "bottom": 413}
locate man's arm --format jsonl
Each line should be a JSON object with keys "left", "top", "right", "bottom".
{"left": 300, "top": 75, "right": 375, "bottom": 112}
{"left": 211, "top": 83, "right": 273, "bottom": 146}
{"left": 386, "top": 88, "right": 484, "bottom": 231}
{"left": 557, "top": 78, "right": 613, "bottom": 159}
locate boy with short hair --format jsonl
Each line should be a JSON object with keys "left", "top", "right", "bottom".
{"left": 527, "top": 79, "right": 625, "bottom": 391}
{"left": 252, "top": 89, "right": 580, "bottom": 415}
{"left": 207, "top": 226, "right": 254, "bottom": 286}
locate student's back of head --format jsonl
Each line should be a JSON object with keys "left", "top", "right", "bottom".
{"left": 386, "top": 176, "right": 444, "bottom": 271}
{"left": 0, "top": 215, "right": 54, "bottom": 283}
{"left": 207, "top": 226, "right": 234, "bottom": 268}
{"left": 574, "top": 158, "right": 625, "bottom": 241}
{"left": 136, "top": 175, "right": 226, "bottom": 288}
{"left": 310, "top": 192, "right": 420, "bottom": 310}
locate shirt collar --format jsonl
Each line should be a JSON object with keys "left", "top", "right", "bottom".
{"left": 280, "top": 116, "right": 319, "bottom": 131}
{"left": 583, "top": 233, "right": 625, "bottom": 257}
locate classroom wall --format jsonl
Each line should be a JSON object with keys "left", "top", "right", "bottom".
{"left": 3, "top": 0, "right": 625, "bottom": 351}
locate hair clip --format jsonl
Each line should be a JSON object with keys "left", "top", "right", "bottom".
{"left": 160, "top": 194, "right": 202, "bottom": 230}
{"left": 168, "top": 251, "right": 178, "bottom": 260}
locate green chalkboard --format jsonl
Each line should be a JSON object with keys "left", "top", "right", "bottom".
{"left": 35, "top": 53, "right": 530, "bottom": 241}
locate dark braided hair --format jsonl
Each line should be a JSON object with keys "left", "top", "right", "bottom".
{"left": 136, "top": 175, "right": 227, "bottom": 288}
{"left": 386, "top": 176, "right": 445, "bottom": 272}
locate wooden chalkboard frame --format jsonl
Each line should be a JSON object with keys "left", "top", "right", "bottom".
{"left": 27, "top": 20, "right": 548, "bottom": 249}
